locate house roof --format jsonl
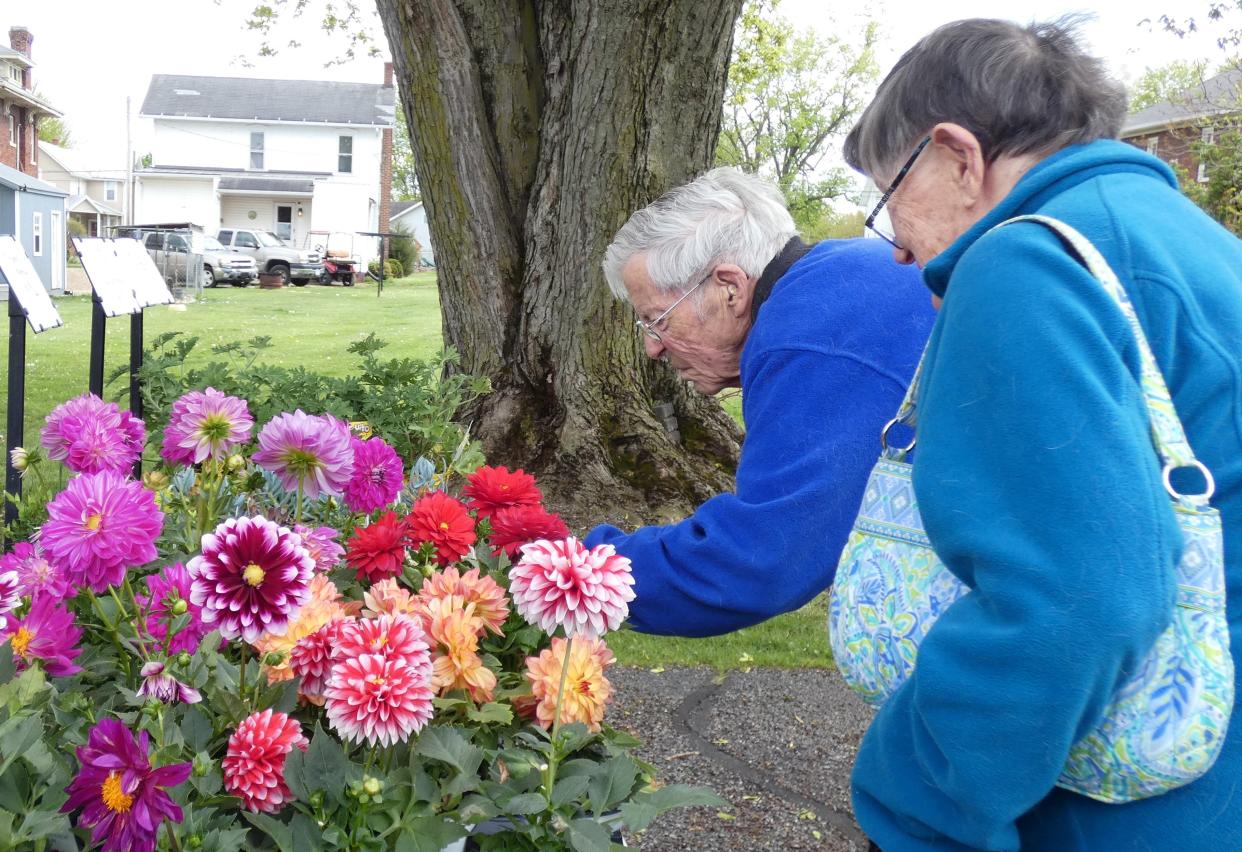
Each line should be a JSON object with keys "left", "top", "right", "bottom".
{"left": 0, "top": 161, "right": 66, "bottom": 196}
{"left": 141, "top": 164, "right": 331, "bottom": 178}
{"left": 140, "top": 74, "right": 394, "bottom": 127}
{"left": 389, "top": 200, "right": 422, "bottom": 220}
{"left": 67, "top": 194, "right": 123, "bottom": 217}
{"left": 38, "top": 142, "right": 126, "bottom": 180}
{"left": 218, "top": 175, "right": 315, "bottom": 195}
{"left": 0, "top": 46, "right": 31, "bottom": 67}
{"left": 0, "top": 77, "right": 61, "bottom": 118}
{"left": 1123, "top": 68, "right": 1242, "bottom": 136}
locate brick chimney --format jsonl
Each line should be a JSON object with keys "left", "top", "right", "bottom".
{"left": 379, "top": 62, "right": 394, "bottom": 263}
{"left": 383, "top": 61, "right": 393, "bottom": 88}
{"left": 9, "top": 27, "right": 32, "bottom": 88}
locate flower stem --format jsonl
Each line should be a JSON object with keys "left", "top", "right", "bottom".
{"left": 296, "top": 480, "right": 304, "bottom": 525}
{"left": 87, "top": 589, "right": 132, "bottom": 684}
{"left": 239, "top": 642, "right": 250, "bottom": 711}
{"left": 543, "top": 635, "right": 574, "bottom": 808}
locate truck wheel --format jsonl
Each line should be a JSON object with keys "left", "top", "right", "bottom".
{"left": 203, "top": 265, "right": 216, "bottom": 287}
{"left": 269, "top": 263, "right": 290, "bottom": 285}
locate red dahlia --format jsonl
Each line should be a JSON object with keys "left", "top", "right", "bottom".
{"left": 462, "top": 465, "right": 542, "bottom": 520}
{"left": 489, "top": 504, "right": 571, "bottom": 558}
{"left": 346, "top": 512, "right": 408, "bottom": 583}
{"left": 405, "top": 491, "right": 476, "bottom": 566}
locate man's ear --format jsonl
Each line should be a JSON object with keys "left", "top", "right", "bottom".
{"left": 712, "top": 263, "right": 753, "bottom": 318}
{"left": 929, "top": 122, "right": 986, "bottom": 205}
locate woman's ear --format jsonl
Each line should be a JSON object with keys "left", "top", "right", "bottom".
{"left": 929, "top": 122, "right": 986, "bottom": 205}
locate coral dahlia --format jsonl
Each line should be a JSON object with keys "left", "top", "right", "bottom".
{"left": 462, "top": 465, "right": 542, "bottom": 520}
{"left": 524, "top": 636, "right": 616, "bottom": 732}
{"left": 61, "top": 718, "right": 191, "bottom": 852}
{"left": 41, "top": 393, "right": 145, "bottom": 476}
{"left": 362, "top": 577, "right": 419, "bottom": 619}
{"left": 324, "top": 653, "right": 434, "bottom": 747}
{"left": 417, "top": 566, "right": 509, "bottom": 636}
{"left": 161, "top": 387, "right": 254, "bottom": 465}
{"left": 343, "top": 436, "right": 404, "bottom": 514}
{"left": 251, "top": 409, "right": 354, "bottom": 499}
{"left": 488, "top": 504, "right": 571, "bottom": 558}
{"left": 188, "top": 516, "right": 315, "bottom": 642}
{"left": 222, "top": 709, "right": 308, "bottom": 813}
{"left": 425, "top": 601, "right": 497, "bottom": 703}
{"left": 5, "top": 594, "right": 83, "bottom": 676}
{"left": 405, "top": 491, "right": 476, "bottom": 566}
{"left": 41, "top": 470, "right": 163, "bottom": 593}
{"left": 509, "top": 537, "right": 635, "bottom": 639}
{"left": 346, "top": 512, "right": 408, "bottom": 583}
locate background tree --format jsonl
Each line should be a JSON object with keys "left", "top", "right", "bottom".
{"left": 392, "top": 102, "right": 419, "bottom": 201}
{"left": 1129, "top": 59, "right": 1212, "bottom": 111}
{"left": 1181, "top": 129, "right": 1242, "bottom": 232}
{"left": 34, "top": 90, "right": 71, "bottom": 146}
{"left": 716, "top": 0, "right": 878, "bottom": 231}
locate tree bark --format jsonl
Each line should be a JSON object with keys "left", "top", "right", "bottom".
{"left": 376, "top": 0, "right": 745, "bottom": 519}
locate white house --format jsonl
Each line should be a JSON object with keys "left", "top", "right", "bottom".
{"left": 134, "top": 68, "right": 394, "bottom": 267}
{"left": 38, "top": 141, "right": 125, "bottom": 237}
{"left": 388, "top": 200, "right": 434, "bottom": 266}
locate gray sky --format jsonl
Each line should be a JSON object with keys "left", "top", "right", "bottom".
{"left": 13, "top": 0, "right": 1232, "bottom": 179}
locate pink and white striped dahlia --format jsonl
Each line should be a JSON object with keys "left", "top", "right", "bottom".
{"left": 509, "top": 537, "right": 635, "bottom": 639}
{"left": 161, "top": 387, "right": 254, "bottom": 465}
{"left": 187, "top": 516, "right": 315, "bottom": 642}
{"left": 41, "top": 393, "right": 145, "bottom": 476}
{"left": 337, "top": 614, "right": 432, "bottom": 675}
{"left": 251, "top": 410, "right": 354, "bottom": 499}
{"left": 0, "top": 569, "right": 19, "bottom": 632}
{"left": 41, "top": 471, "right": 164, "bottom": 593}
{"left": 342, "top": 436, "right": 404, "bottom": 514}
{"left": 222, "top": 710, "right": 308, "bottom": 813}
{"left": 289, "top": 619, "right": 350, "bottom": 701}
{"left": 324, "top": 653, "right": 434, "bottom": 747}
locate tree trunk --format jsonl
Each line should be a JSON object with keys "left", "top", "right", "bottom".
{"left": 376, "top": 0, "right": 745, "bottom": 520}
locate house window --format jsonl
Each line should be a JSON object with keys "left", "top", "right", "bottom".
{"left": 338, "top": 135, "right": 353, "bottom": 173}
{"left": 1145, "top": 137, "right": 1159, "bottom": 158}
{"left": 8, "top": 65, "right": 21, "bottom": 84}
{"left": 250, "top": 131, "right": 265, "bottom": 170}
{"left": 7, "top": 106, "right": 14, "bottom": 146}
{"left": 105, "top": 180, "right": 118, "bottom": 202}
{"left": 1198, "top": 126, "right": 1214, "bottom": 183}
{"left": 32, "top": 212, "right": 42, "bottom": 256}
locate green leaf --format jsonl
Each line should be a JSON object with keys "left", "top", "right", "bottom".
{"left": 14, "top": 810, "right": 70, "bottom": 843}
{"left": 566, "top": 818, "right": 612, "bottom": 852}
{"left": 456, "top": 794, "right": 500, "bottom": 823}
{"left": 552, "top": 774, "right": 591, "bottom": 808}
{"left": 242, "top": 811, "right": 295, "bottom": 852}
{"left": 289, "top": 812, "right": 325, "bottom": 852}
{"left": 0, "top": 641, "right": 14, "bottom": 685}
{"left": 503, "top": 792, "right": 547, "bottom": 816}
{"left": 588, "top": 755, "right": 636, "bottom": 815}
{"left": 416, "top": 726, "right": 483, "bottom": 776}
{"left": 465, "top": 701, "right": 513, "bottom": 726}
{"left": 618, "top": 800, "right": 657, "bottom": 833}
{"left": 393, "top": 816, "right": 468, "bottom": 852}
{"left": 647, "top": 784, "right": 729, "bottom": 814}
{"left": 285, "top": 723, "right": 351, "bottom": 807}
{"left": 0, "top": 714, "right": 44, "bottom": 776}
{"left": 181, "top": 706, "right": 214, "bottom": 752}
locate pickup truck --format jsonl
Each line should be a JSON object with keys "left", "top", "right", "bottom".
{"left": 118, "top": 226, "right": 258, "bottom": 288}
{"left": 216, "top": 229, "right": 323, "bottom": 285}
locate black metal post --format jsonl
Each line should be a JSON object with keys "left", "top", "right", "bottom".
{"left": 89, "top": 294, "right": 106, "bottom": 397}
{"left": 5, "top": 293, "right": 26, "bottom": 531}
{"left": 130, "top": 309, "right": 144, "bottom": 479}
{"left": 377, "top": 235, "right": 385, "bottom": 298}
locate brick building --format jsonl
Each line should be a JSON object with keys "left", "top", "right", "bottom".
{"left": 1122, "top": 69, "right": 1242, "bottom": 184}
{"left": 0, "top": 26, "right": 61, "bottom": 178}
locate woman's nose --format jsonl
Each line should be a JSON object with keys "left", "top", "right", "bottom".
{"left": 894, "top": 246, "right": 916, "bottom": 266}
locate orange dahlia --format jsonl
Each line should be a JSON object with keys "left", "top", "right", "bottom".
{"left": 362, "top": 577, "right": 420, "bottom": 618}
{"left": 524, "top": 636, "right": 615, "bottom": 733}
{"left": 425, "top": 601, "right": 497, "bottom": 703}
{"left": 416, "top": 566, "right": 509, "bottom": 636}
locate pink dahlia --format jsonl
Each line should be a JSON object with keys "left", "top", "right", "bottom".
{"left": 289, "top": 619, "right": 350, "bottom": 700}
{"left": 136, "top": 562, "right": 210, "bottom": 655}
{"left": 6, "top": 593, "right": 83, "bottom": 676}
{"left": 362, "top": 577, "right": 419, "bottom": 618}
{"left": 405, "top": 491, "right": 476, "bottom": 566}
{"left": 160, "top": 387, "right": 254, "bottom": 465}
{"left": 222, "top": 709, "right": 308, "bottom": 813}
{"left": 417, "top": 566, "right": 510, "bottom": 636}
{"left": 294, "top": 524, "right": 345, "bottom": 573}
{"left": 0, "top": 568, "right": 19, "bottom": 632}
{"left": 251, "top": 410, "right": 354, "bottom": 499}
{"left": 343, "top": 436, "right": 404, "bottom": 514}
{"left": 489, "top": 504, "right": 571, "bottom": 558}
{"left": 41, "top": 471, "right": 163, "bottom": 593}
{"left": 337, "top": 614, "right": 432, "bottom": 675}
{"left": 188, "top": 516, "right": 315, "bottom": 642}
{"left": 61, "top": 718, "right": 191, "bottom": 852}
{"left": 324, "top": 653, "right": 434, "bottom": 747}
{"left": 41, "top": 393, "right": 145, "bottom": 476}
{"left": 462, "top": 465, "right": 542, "bottom": 520}
{"left": 509, "top": 537, "right": 635, "bottom": 639}
{"left": 1, "top": 541, "right": 70, "bottom": 600}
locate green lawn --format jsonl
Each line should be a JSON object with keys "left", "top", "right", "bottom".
{"left": 2, "top": 270, "right": 832, "bottom": 670}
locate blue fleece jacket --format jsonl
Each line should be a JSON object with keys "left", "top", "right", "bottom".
{"left": 851, "top": 141, "right": 1242, "bottom": 850}
{"left": 584, "top": 238, "right": 936, "bottom": 636}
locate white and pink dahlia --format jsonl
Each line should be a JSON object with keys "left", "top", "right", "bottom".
{"left": 337, "top": 614, "right": 432, "bottom": 676}
{"left": 509, "top": 537, "right": 635, "bottom": 639}
{"left": 324, "top": 653, "right": 434, "bottom": 747}
{"left": 161, "top": 387, "right": 254, "bottom": 465}
{"left": 289, "top": 619, "right": 350, "bottom": 700}
{"left": 251, "top": 410, "right": 354, "bottom": 500}
{"left": 187, "top": 516, "right": 315, "bottom": 642}
{"left": 222, "top": 709, "right": 308, "bottom": 813}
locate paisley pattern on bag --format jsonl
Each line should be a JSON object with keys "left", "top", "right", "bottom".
{"left": 828, "top": 216, "right": 1234, "bottom": 804}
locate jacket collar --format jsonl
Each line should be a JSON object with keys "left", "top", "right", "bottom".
{"left": 751, "top": 236, "right": 813, "bottom": 321}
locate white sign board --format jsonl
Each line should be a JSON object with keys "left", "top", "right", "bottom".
{"left": 0, "top": 235, "right": 62, "bottom": 333}
{"left": 74, "top": 238, "right": 142, "bottom": 316}
{"left": 111, "top": 238, "right": 174, "bottom": 308}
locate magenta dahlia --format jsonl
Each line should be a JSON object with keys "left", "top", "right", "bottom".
{"left": 222, "top": 709, "right": 308, "bottom": 813}
{"left": 187, "top": 516, "right": 315, "bottom": 642}
{"left": 324, "top": 653, "right": 434, "bottom": 747}
{"left": 6, "top": 594, "right": 83, "bottom": 677}
{"left": 251, "top": 410, "right": 354, "bottom": 499}
{"left": 136, "top": 562, "right": 211, "bottom": 655}
{"left": 1, "top": 541, "right": 70, "bottom": 600}
{"left": 61, "top": 718, "right": 191, "bottom": 852}
{"left": 41, "top": 393, "right": 145, "bottom": 476}
{"left": 41, "top": 471, "right": 163, "bottom": 593}
{"left": 342, "top": 436, "right": 404, "bottom": 514}
{"left": 509, "top": 537, "right": 635, "bottom": 639}
{"left": 161, "top": 387, "right": 254, "bottom": 465}
{"left": 0, "top": 568, "right": 19, "bottom": 632}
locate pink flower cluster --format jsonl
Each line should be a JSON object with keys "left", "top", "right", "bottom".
{"left": 161, "top": 387, "right": 254, "bottom": 465}
{"left": 41, "top": 393, "right": 145, "bottom": 476}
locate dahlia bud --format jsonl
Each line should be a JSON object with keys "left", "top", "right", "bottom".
{"left": 142, "top": 470, "right": 170, "bottom": 491}
{"left": 192, "top": 753, "right": 212, "bottom": 777}
{"left": 309, "top": 790, "right": 325, "bottom": 809}
{"left": 226, "top": 454, "right": 246, "bottom": 472}
{"left": 9, "top": 447, "right": 28, "bottom": 474}
{"left": 262, "top": 650, "right": 287, "bottom": 667}
{"left": 176, "top": 651, "right": 192, "bottom": 668}
{"left": 187, "top": 837, "right": 203, "bottom": 850}
{"left": 171, "top": 598, "right": 189, "bottom": 616}
{"left": 362, "top": 776, "right": 382, "bottom": 796}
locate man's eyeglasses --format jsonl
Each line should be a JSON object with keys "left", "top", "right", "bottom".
{"left": 635, "top": 269, "right": 712, "bottom": 343}
{"left": 865, "top": 136, "right": 932, "bottom": 250}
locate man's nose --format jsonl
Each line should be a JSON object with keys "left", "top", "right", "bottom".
{"left": 643, "top": 334, "right": 665, "bottom": 359}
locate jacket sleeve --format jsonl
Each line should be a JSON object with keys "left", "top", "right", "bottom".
{"left": 585, "top": 347, "right": 909, "bottom": 637}
{"left": 851, "top": 230, "right": 1180, "bottom": 850}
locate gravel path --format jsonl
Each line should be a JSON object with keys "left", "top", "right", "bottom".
{"left": 608, "top": 666, "right": 876, "bottom": 851}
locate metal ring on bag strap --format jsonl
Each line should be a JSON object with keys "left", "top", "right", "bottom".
{"left": 1162, "top": 459, "right": 1216, "bottom": 501}
{"left": 880, "top": 417, "right": 917, "bottom": 453}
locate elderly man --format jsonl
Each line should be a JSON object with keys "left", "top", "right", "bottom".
{"left": 582, "top": 167, "right": 936, "bottom": 636}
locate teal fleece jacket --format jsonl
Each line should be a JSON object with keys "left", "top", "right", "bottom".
{"left": 852, "top": 141, "right": 1242, "bottom": 849}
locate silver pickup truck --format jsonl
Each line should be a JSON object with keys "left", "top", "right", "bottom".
{"left": 216, "top": 229, "right": 323, "bottom": 286}
{"left": 117, "top": 225, "right": 258, "bottom": 288}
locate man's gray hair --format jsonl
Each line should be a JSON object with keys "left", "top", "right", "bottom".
{"left": 843, "top": 17, "right": 1128, "bottom": 179}
{"left": 602, "top": 167, "right": 796, "bottom": 301}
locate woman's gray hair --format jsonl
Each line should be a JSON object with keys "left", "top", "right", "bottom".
{"left": 602, "top": 167, "right": 796, "bottom": 302}
{"left": 844, "top": 17, "right": 1128, "bottom": 178}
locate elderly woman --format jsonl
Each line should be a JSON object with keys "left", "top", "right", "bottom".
{"left": 840, "top": 18, "right": 1242, "bottom": 851}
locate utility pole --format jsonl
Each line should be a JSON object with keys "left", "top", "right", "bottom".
{"left": 125, "top": 96, "right": 133, "bottom": 225}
